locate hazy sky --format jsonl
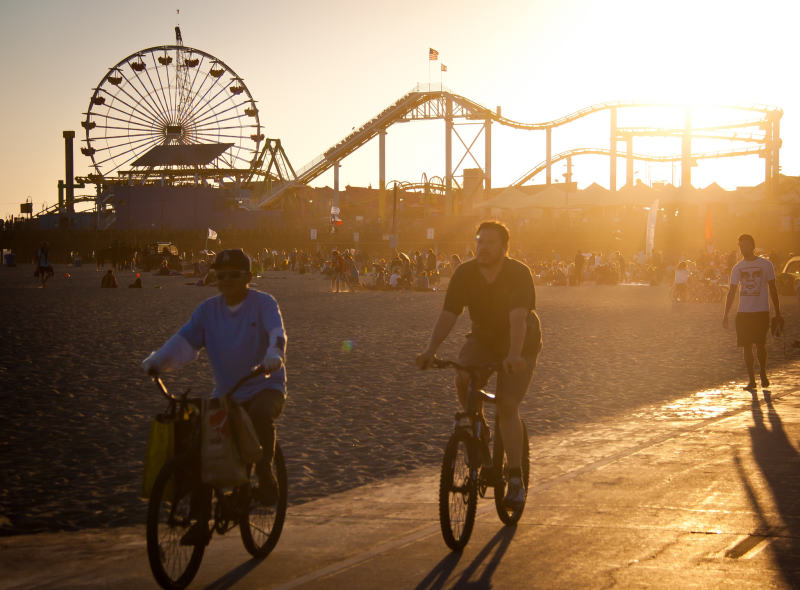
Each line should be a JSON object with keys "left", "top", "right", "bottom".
{"left": 1, "top": 0, "right": 798, "bottom": 218}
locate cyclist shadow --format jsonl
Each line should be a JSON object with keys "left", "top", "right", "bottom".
{"left": 415, "top": 525, "right": 517, "bottom": 590}
{"left": 734, "top": 390, "right": 800, "bottom": 588}
{"left": 203, "top": 558, "right": 264, "bottom": 590}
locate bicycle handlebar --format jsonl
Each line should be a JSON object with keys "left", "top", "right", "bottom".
{"left": 150, "top": 365, "right": 270, "bottom": 402}
{"left": 429, "top": 357, "right": 502, "bottom": 375}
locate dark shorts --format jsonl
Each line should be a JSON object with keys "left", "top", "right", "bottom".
{"left": 458, "top": 336, "right": 536, "bottom": 407}
{"left": 244, "top": 389, "right": 285, "bottom": 422}
{"left": 736, "top": 311, "right": 770, "bottom": 347}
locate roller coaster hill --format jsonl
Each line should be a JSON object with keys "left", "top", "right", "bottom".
{"left": 9, "top": 29, "right": 800, "bottom": 258}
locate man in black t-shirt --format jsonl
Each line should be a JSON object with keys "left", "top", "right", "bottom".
{"left": 417, "top": 221, "right": 541, "bottom": 511}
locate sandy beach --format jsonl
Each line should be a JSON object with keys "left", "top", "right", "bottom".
{"left": 0, "top": 264, "right": 797, "bottom": 536}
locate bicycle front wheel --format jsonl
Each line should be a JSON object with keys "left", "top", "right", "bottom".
{"left": 493, "top": 419, "right": 530, "bottom": 525}
{"left": 146, "top": 458, "right": 205, "bottom": 590}
{"left": 439, "top": 429, "right": 478, "bottom": 551}
{"left": 240, "top": 443, "right": 288, "bottom": 557}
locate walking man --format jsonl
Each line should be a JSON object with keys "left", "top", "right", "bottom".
{"left": 722, "top": 234, "right": 782, "bottom": 390}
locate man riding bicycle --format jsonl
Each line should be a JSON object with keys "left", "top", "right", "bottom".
{"left": 142, "top": 248, "right": 287, "bottom": 545}
{"left": 417, "top": 221, "right": 541, "bottom": 511}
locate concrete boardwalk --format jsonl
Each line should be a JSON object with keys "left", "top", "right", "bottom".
{"left": 3, "top": 362, "right": 800, "bottom": 589}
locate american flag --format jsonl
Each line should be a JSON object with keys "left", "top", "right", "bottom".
{"left": 441, "top": 64, "right": 447, "bottom": 72}
{"left": 429, "top": 48, "right": 439, "bottom": 61}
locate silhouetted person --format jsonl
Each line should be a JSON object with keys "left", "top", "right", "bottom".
{"left": 35, "top": 242, "right": 53, "bottom": 288}
{"left": 723, "top": 234, "right": 782, "bottom": 390}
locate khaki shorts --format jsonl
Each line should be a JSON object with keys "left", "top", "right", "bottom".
{"left": 457, "top": 336, "right": 536, "bottom": 407}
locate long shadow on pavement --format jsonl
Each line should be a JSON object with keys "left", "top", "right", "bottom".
{"left": 415, "top": 525, "right": 517, "bottom": 590}
{"left": 737, "top": 391, "right": 800, "bottom": 588}
{"left": 203, "top": 557, "right": 264, "bottom": 590}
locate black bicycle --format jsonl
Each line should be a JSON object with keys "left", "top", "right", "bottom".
{"left": 432, "top": 358, "right": 530, "bottom": 551}
{"left": 145, "top": 370, "right": 288, "bottom": 590}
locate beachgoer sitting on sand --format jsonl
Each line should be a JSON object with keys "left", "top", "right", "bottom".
{"left": 128, "top": 273, "right": 142, "bottom": 288}
{"left": 142, "top": 248, "right": 287, "bottom": 546}
{"left": 101, "top": 269, "right": 118, "bottom": 288}
{"left": 417, "top": 221, "right": 541, "bottom": 512}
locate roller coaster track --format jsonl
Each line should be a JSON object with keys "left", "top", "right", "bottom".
{"left": 251, "top": 87, "right": 780, "bottom": 208}
{"left": 512, "top": 146, "right": 764, "bottom": 187}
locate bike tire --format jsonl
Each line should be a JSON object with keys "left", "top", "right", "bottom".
{"left": 240, "top": 443, "right": 288, "bottom": 557}
{"left": 439, "top": 429, "right": 478, "bottom": 551}
{"left": 493, "top": 419, "right": 530, "bottom": 525}
{"left": 146, "top": 458, "right": 205, "bottom": 590}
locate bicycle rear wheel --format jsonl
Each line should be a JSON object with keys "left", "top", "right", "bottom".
{"left": 439, "top": 429, "right": 478, "bottom": 551}
{"left": 493, "top": 419, "right": 530, "bottom": 525}
{"left": 146, "top": 458, "right": 205, "bottom": 590}
{"left": 240, "top": 443, "right": 288, "bottom": 557}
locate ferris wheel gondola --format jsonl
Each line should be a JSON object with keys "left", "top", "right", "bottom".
{"left": 81, "top": 35, "right": 261, "bottom": 182}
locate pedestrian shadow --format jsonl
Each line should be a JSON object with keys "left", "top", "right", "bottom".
{"left": 203, "top": 557, "right": 264, "bottom": 590}
{"left": 734, "top": 390, "right": 800, "bottom": 587}
{"left": 415, "top": 525, "right": 517, "bottom": 590}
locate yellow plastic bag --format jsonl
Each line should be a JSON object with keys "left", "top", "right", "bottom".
{"left": 141, "top": 415, "right": 175, "bottom": 499}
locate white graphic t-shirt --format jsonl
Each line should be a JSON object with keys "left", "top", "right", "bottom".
{"left": 729, "top": 256, "right": 775, "bottom": 313}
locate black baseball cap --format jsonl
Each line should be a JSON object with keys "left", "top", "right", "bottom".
{"left": 211, "top": 249, "right": 251, "bottom": 271}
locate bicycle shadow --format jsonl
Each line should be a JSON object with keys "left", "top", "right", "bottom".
{"left": 733, "top": 390, "right": 800, "bottom": 587}
{"left": 203, "top": 557, "right": 264, "bottom": 590}
{"left": 415, "top": 525, "right": 517, "bottom": 590}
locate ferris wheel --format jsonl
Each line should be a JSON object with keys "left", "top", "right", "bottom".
{"left": 81, "top": 29, "right": 263, "bottom": 181}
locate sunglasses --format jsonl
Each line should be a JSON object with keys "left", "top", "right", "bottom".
{"left": 216, "top": 270, "right": 244, "bottom": 280}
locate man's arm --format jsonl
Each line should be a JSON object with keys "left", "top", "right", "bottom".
{"left": 416, "top": 310, "right": 459, "bottom": 368}
{"left": 722, "top": 284, "right": 737, "bottom": 329}
{"left": 503, "top": 308, "right": 529, "bottom": 374}
{"left": 768, "top": 279, "right": 782, "bottom": 318}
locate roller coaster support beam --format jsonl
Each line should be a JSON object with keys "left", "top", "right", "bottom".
{"left": 626, "top": 136, "right": 634, "bottom": 186}
{"left": 681, "top": 108, "right": 692, "bottom": 188}
{"left": 379, "top": 130, "right": 387, "bottom": 221}
{"left": 610, "top": 107, "right": 617, "bottom": 191}
{"left": 334, "top": 161, "right": 340, "bottom": 208}
{"left": 546, "top": 128, "right": 552, "bottom": 185}
{"left": 484, "top": 119, "right": 492, "bottom": 196}
{"left": 445, "top": 95, "right": 453, "bottom": 215}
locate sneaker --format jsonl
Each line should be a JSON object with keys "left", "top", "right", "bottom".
{"left": 179, "top": 522, "right": 210, "bottom": 546}
{"left": 502, "top": 477, "right": 526, "bottom": 512}
{"left": 253, "top": 472, "right": 279, "bottom": 505}
{"left": 760, "top": 374, "right": 770, "bottom": 388}
{"left": 744, "top": 381, "right": 757, "bottom": 392}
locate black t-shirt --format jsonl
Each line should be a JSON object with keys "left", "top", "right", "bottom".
{"left": 443, "top": 257, "right": 538, "bottom": 357}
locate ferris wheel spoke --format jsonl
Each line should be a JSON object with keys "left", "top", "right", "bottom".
{"left": 180, "top": 54, "right": 210, "bottom": 120}
{"left": 125, "top": 66, "right": 174, "bottom": 125}
{"left": 94, "top": 136, "right": 162, "bottom": 171}
{"left": 191, "top": 101, "right": 250, "bottom": 130}
{"left": 179, "top": 71, "right": 226, "bottom": 126}
{"left": 94, "top": 89, "right": 162, "bottom": 129}
{"left": 91, "top": 123, "right": 156, "bottom": 134}
{"left": 180, "top": 82, "right": 232, "bottom": 127}
{"left": 95, "top": 133, "right": 160, "bottom": 158}
{"left": 98, "top": 87, "right": 167, "bottom": 129}
{"left": 112, "top": 71, "right": 170, "bottom": 127}
{"left": 94, "top": 131, "right": 162, "bottom": 142}
{"left": 142, "top": 52, "right": 173, "bottom": 120}
{"left": 194, "top": 131, "right": 248, "bottom": 142}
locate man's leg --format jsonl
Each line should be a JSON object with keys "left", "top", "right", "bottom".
{"left": 497, "top": 402, "right": 523, "bottom": 471}
{"left": 743, "top": 344, "right": 756, "bottom": 388}
{"left": 244, "top": 390, "right": 285, "bottom": 503}
{"left": 497, "top": 361, "right": 535, "bottom": 510}
{"left": 756, "top": 343, "right": 769, "bottom": 386}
